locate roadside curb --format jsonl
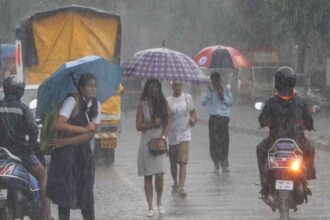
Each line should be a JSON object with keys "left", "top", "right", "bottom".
{"left": 197, "top": 118, "right": 330, "bottom": 152}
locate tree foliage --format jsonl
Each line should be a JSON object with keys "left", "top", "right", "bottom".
{"left": 269, "top": 0, "right": 330, "bottom": 41}
{"left": 0, "top": 0, "right": 329, "bottom": 72}
{"left": 234, "top": 0, "right": 330, "bottom": 72}
{"left": 268, "top": 0, "right": 330, "bottom": 71}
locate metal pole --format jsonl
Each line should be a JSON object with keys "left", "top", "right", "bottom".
{"left": 0, "top": 37, "right": 2, "bottom": 85}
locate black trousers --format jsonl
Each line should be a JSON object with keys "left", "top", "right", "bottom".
{"left": 58, "top": 206, "right": 95, "bottom": 220}
{"left": 208, "top": 115, "right": 230, "bottom": 169}
{"left": 256, "top": 136, "right": 316, "bottom": 185}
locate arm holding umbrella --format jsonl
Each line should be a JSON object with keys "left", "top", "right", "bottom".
{"left": 56, "top": 114, "right": 96, "bottom": 134}
{"left": 52, "top": 115, "right": 97, "bottom": 149}
{"left": 201, "top": 81, "right": 214, "bottom": 107}
{"left": 52, "top": 132, "right": 95, "bottom": 149}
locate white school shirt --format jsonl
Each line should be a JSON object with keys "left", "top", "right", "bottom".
{"left": 167, "top": 93, "right": 195, "bottom": 145}
{"left": 59, "top": 96, "right": 101, "bottom": 124}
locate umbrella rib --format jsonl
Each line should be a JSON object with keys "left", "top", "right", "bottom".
{"left": 141, "top": 52, "right": 156, "bottom": 79}
{"left": 173, "top": 51, "right": 199, "bottom": 83}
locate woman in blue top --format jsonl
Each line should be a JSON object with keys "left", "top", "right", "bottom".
{"left": 202, "top": 72, "right": 233, "bottom": 173}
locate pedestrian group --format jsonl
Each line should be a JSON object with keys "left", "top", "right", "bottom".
{"left": 136, "top": 73, "right": 233, "bottom": 217}
{"left": 0, "top": 67, "right": 315, "bottom": 219}
{"left": 0, "top": 71, "right": 233, "bottom": 219}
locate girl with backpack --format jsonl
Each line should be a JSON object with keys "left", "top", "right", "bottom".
{"left": 46, "top": 73, "right": 101, "bottom": 220}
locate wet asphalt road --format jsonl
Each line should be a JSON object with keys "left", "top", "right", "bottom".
{"left": 55, "top": 109, "right": 330, "bottom": 220}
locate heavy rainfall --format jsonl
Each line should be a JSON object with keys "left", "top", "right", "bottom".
{"left": 0, "top": 0, "right": 329, "bottom": 220}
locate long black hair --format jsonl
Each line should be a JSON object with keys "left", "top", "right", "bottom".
{"left": 140, "top": 79, "right": 169, "bottom": 125}
{"left": 210, "top": 72, "right": 224, "bottom": 100}
{"left": 78, "top": 73, "right": 98, "bottom": 121}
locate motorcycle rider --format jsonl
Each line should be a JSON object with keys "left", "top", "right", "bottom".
{"left": 256, "top": 66, "right": 316, "bottom": 197}
{"left": 0, "top": 76, "right": 52, "bottom": 220}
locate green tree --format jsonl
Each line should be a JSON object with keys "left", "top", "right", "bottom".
{"left": 235, "top": 0, "right": 273, "bottom": 49}
{"left": 268, "top": 0, "right": 330, "bottom": 73}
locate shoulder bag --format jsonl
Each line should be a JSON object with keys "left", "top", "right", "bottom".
{"left": 148, "top": 138, "right": 168, "bottom": 155}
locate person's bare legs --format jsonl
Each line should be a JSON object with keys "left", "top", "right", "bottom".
{"left": 178, "top": 163, "right": 187, "bottom": 190}
{"left": 155, "top": 173, "right": 164, "bottom": 207}
{"left": 170, "top": 162, "right": 178, "bottom": 189}
{"left": 31, "top": 162, "right": 51, "bottom": 220}
{"left": 144, "top": 175, "right": 153, "bottom": 211}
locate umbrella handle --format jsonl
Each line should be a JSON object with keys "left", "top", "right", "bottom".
{"left": 70, "top": 72, "right": 79, "bottom": 90}
{"left": 85, "top": 112, "right": 91, "bottom": 123}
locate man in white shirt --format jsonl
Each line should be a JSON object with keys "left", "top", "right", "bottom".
{"left": 167, "top": 81, "right": 197, "bottom": 197}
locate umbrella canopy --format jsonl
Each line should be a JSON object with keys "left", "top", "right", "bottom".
{"left": 123, "top": 48, "right": 208, "bottom": 83}
{"left": 194, "top": 45, "right": 251, "bottom": 69}
{"left": 36, "top": 55, "right": 123, "bottom": 119}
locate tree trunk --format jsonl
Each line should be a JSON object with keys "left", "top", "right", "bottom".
{"left": 296, "top": 36, "right": 309, "bottom": 96}
{"left": 296, "top": 38, "right": 307, "bottom": 74}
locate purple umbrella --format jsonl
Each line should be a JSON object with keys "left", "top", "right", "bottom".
{"left": 123, "top": 48, "right": 208, "bottom": 83}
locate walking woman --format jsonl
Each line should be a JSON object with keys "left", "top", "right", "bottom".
{"left": 136, "top": 79, "right": 171, "bottom": 217}
{"left": 202, "top": 72, "right": 233, "bottom": 173}
{"left": 47, "top": 73, "right": 101, "bottom": 220}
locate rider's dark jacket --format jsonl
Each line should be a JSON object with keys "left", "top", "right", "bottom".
{"left": 257, "top": 92, "right": 316, "bottom": 179}
{"left": 0, "top": 95, "right": 38, "bottom": 158}
{"left": 259, "top": 93, "right": 314, "bottom": 140}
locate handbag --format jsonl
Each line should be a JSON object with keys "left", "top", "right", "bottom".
{"left": 148, "top": 138, "right": 168, "bottom": 155}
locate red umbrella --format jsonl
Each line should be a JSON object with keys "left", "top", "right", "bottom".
{"left": 194, "top": 45, "right": 251, "bottom": 69}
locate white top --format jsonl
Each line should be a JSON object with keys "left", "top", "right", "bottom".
{"left": 167, "top": 93, "right": 195, "bottom": 145}
{"left": 59, "top": 96, "right": 101, "bottom": 124}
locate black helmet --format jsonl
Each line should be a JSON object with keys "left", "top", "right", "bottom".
{"left": 3, "top": 76, "right": 25, "bottom": 99}
{"left": 275, "top": 66, "right": 296, "bottom": 94}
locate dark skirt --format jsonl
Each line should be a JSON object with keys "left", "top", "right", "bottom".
{"left": 46, "top": 142, "right": 95, "bottom": 209}
{"left": 208, "top": 115, "right": 230, "bottom": 167}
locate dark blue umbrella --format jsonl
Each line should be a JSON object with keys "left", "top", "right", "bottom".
{"left": 36, "top": 55, "right": 123, "bottom": 119}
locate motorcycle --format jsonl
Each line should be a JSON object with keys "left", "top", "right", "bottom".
{"left": 262, "top": 138, "right": 310, "bottom": 220}
{"left": 254, "top": 102, "right": 316, "bottom": 220}
{"left": 0, "top": 147, "right": 43, "bottom": 220}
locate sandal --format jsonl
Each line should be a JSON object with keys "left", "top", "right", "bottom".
{"left": 171, "top": 184, "right": 179, "bottom": 195}
{"left": 158, "top": 205, "right": 166, "bottom": 215}
{"left": 177, "top": 188, "right": 187, "bottom": 198}
{"left": 146, "top": 209, "right": 154, "bottom": 217}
